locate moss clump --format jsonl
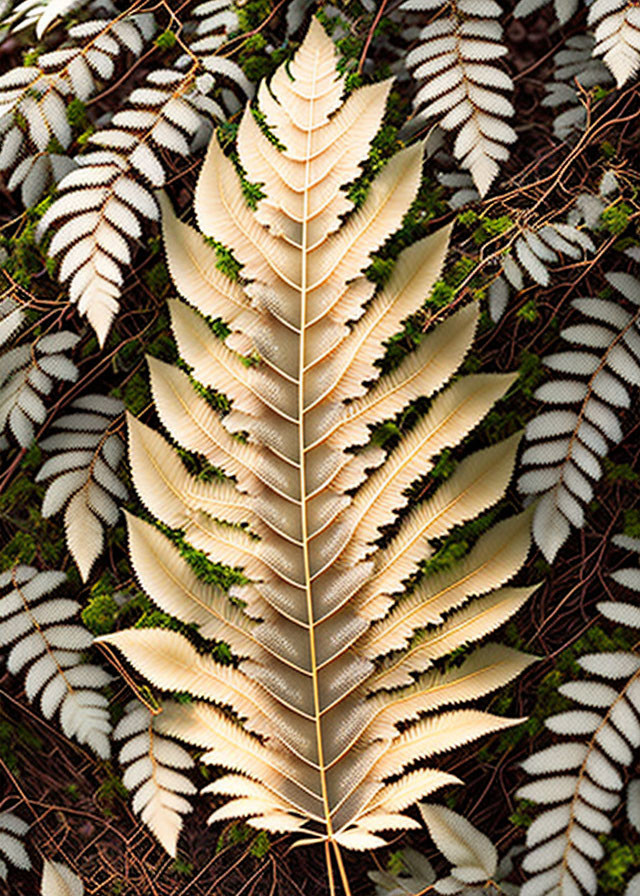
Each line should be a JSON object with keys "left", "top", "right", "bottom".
{"left": 82, "top": 593, "right": 120, "bottom": 636}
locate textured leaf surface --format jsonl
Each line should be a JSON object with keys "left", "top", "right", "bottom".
{"left": 106, "top": 19, "right": 535, "bottom": 851}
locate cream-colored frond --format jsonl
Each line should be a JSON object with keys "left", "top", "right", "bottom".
{"left": 361, "top": 509, "right": 534, "bottom": 663}
{"left": 127, "top": 412, "right": 254, "bottom": 529}
{"left": 99, "top": 629, "right": 275, "bottom": 737}
{"left": 125, "top": 513, "right": 260, "bottom": 653}
{"left": 374, "top": 710, "right": 525, "bottom": 780}
{"left": 319, "top": 302, "right": 479, "bottom": 453}
{"left": 369, "top": 585, "right": 536, "bottom": 691}
{"left": 159, "top": 193, "right": 254, "bottom": 338}
{"left": 369, "top": 645, "right": 536, "bottom": 733}
{"left": 342, "top": 373, "right": 516, "bottom": 563}
{"left": 362, "top": 433, "right": 521, "bottom": 602}
{"left": 358, "top": 769, "right": 462, "bottom": 818}
{"left": 121, "top": 19, "right": 536, "bottom": 861}
{"left": 237, "top": 78, "right": 393, "bottom": 243}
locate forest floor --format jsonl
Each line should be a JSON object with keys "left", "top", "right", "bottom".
{"left": 1, "top": 1, "right": 640, "bottom": 895}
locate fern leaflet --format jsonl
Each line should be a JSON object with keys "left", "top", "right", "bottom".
{"left": 35, "top": 393, "right": 127, "bottom": 581}
{"left": 113, "top": 699, "right": 196, "bottom": 857}
{"left": 0, "top": 812, "right": 30, "bottom": 882}
{"left": 518, "top": 270, "right": 640, "bottom": 561}
{"left": 518, "top": 545, "right": 640, "bottom": 896}
{"left": 0, "top": 565, "right": 112, "bottom": 757}
{"left": 400, "top": 0, "right": 516, "bottom": 196}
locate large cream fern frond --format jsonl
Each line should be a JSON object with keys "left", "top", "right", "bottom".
{"left": 101, "top": 18, "right": 537, "bottom": 877}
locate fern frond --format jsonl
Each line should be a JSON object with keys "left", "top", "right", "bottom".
{"left": 589, "top": 0, "right": 640, "bottom": 87}
{"left": 369, "top": 805, "right": 520, "bottom": 895}
{"left": 518, "top": 271, "right": 640, "bottom": 561}
{"left": 113, "top": 699, "right": 196, "bottom": 857}
{"left": 35, "top": 393, "right": 126, "bottom": 581}
{"left": 518, "top": 560, "right": 640, "bottom": 896}
{"left": 419, "top": 802, "right": 497, "bottom": 887}
{"left": 400, "top": 0, "right": 516, "bottom": 196}
{"left": 0, "top": 329, "right": 80, "bottom": 449}
{"left": 0, "top": 812, "right": 31, "bottom": 881}
{"left": 0, "top": 9, "right": 156, "bottom": 207}
{"left": 0, "top": 565, "right": 112, "bottom": 757}
{"left": 37, "top": 47, "right": 251, "bottom": 347}
{"left": 100, "top": 19, "right": 536, "bottom": 855}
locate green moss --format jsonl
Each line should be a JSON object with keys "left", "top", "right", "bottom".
{"left": 144, "top": 260, "right": 170, "bottom": 295}
{"left": 155, "top": 30, "right": 177, "bottom": 48}
{"left": 604, "top": 459, "right": 639, "bottom": 483}
{"left": 599, "top": 839, "right": 640, "bottom": 893}
{"left": 472, "top": 214, "right": 513, "bottom": 246}
{"left": 23, "top": 49, "right": 41, "bottom": 65}
{"left": 237, "top": 0, "right": 271, "bottom": 30}
{"left": 623, "top": 509, "right": 640, "bottom": 538}
{"left": 518, "top": 351, "right": 544, "bottom": 398}
{"left": 601, "top": 203, "right": 632, "bottom": 235}
{"left": 600, "top": 140, "right": 616, "bottom": 158}
{"left": 66, "top": 98, "right": 88, "bottom": 129}
{"left": 82, "top": 593, "right": 120, "bottom": 636}
{"left": 250, "top": 830, "right": 271, "bottom": 858}
{"left": 96, "top": 773, "right": 129, "bottom": 816}
{"left": 171, "top": 857, "right": 194, "bottom": 877}
{"left": 517, "top": 299, "right": 539, "bottom": 323}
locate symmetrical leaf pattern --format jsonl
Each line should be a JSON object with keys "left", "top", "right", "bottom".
{"left": 0, "top": 565, "right": 112, "bottom": 757}
{"left": 0, "top": 323, "right": 80, "bottom": 450}
{"left": 589, "top": 0, "right": 640, "bottom": 87}
{"left": 0, "top": 812, "right": 31, "bottom": 882}
{"left": 100, "top": 21, "right": 536, "bottom": 866}
{"left": 517, "top": 546, "right": 640, "bottom": 896}
{"left": 35, "top": 393, "right": 127, "bottom": 581}
{"left": 113, "top": 699, "right": 196, "bottom": 858}
{"left": 35, "top": 36, "right": 251, "bottom": 347}
{"left": 518, "top": 272, "right": 640, "bottom": 561}
{"left": 0, "top": 9, "right": 156, "bottom": 207}
{"left": 400, "top": 0, "right": 516, "bottom": 196}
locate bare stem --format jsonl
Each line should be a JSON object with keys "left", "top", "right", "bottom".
{"left": 331, "top": 841, "right": 352, "bottom": 896}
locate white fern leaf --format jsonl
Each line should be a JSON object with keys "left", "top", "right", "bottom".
{"left": 519, "top": 272, "right": 640, "bottom": 560}
{"left": 39, "top": 49, "right": 250, "bottom": 346}
{"left": 0, "top": 812, "right": 31, "bottom": 881}
{"left": 36, "top": 393, "right": 126, "bottom": 580}
{"left": 519, "top": 576, "right": 640, "bottom": 896}
{"left": 0, "top": 10, "right": 156, "bottom": 207}
{"left": 40, "top": 860, "right": 83, "bottom": 896}
{"left": 0, "top": 329, "right": 79, "bottom": 449}
{"left": 1, "top": 0, "right": 89, "bottom": 38}
{"left": 0, "top": 565, "right": 112, "bottom": 757}
{"left": 114, "top": 699, "right": 195, "bottom": 857}
{"left": 419, "top": 803, "right": 497, "bottom": 885}
{"left": 589, "top": 0, "right": 640, "bottom": 87}
{"left": 402, "top": 1, "right": 515, "bottom": 195}
{"left": 491, "top": 221, "right": 595, "bottom": 322}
